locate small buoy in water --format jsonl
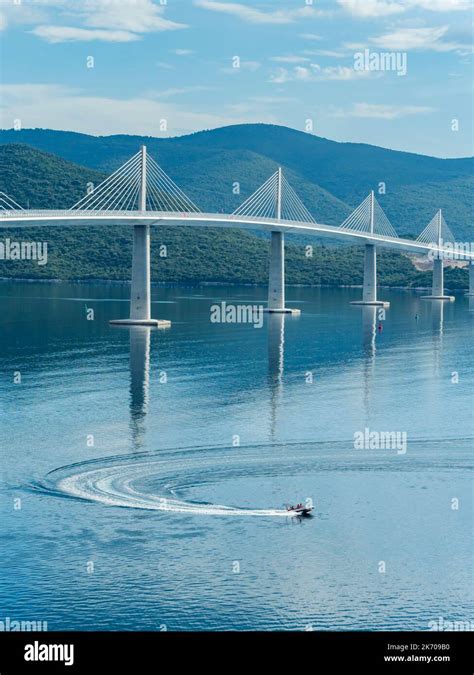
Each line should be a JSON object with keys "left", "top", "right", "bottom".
{"left": 378, "top": 322, "right": 383, "bottom": 332}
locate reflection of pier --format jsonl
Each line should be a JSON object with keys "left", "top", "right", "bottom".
{"left": 430, "top": 300, "right": 444, "bottom": 376}
{"left": 361, "top": 305, "right": 377, "bottom": 420}
{"left": 431, "top": 299, "right": 445, "bottom": 336}
{"left": 129, "top": 326, "right": 151, "bottom": 449}
{"left": 267, "top": 314, "right": 285, "bottom": 438}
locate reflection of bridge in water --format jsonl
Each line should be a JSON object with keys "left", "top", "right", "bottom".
{"left": 129, "top": 326, "right": 151, "bottom": 449}
{"left": 1, "top": 145, "right": 473, "bottom": 327}
{"left": 127, "top": 297, "right": 450, "bottom": 449}
{"left": 267, "top": 313, "right": 285, "bottom": 439}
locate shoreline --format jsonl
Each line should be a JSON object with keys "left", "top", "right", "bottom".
{"left": 0, "top": 276, "right": 466, "bottom": 292}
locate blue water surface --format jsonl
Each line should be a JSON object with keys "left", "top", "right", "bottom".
{"left": 0, "top": 282, "right": 472, "bottom": 631}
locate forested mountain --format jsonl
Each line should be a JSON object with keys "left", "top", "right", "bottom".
{"left": 0, "top": 132, "right": 470, "bottom": 290}
{"left": 1, "top": 123, "right": 472, "bottom": 238}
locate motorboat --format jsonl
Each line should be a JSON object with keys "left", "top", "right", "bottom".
{"left": 286, "top": 503, "right": 313, "bottom": 516}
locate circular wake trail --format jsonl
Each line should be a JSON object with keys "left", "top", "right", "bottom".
{"left": 44, "top": 453, "right": 293, "bottom": 518}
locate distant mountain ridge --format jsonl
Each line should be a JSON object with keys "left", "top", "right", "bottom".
{"left": 0, "top": 141, "right": 469, "bottom": 290}
{"left": 0, "top": 124, "right": 472, "bottom": 240}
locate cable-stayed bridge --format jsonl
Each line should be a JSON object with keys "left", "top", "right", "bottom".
{"left": 1, "top": 146, "right": 473, "bottom": 326}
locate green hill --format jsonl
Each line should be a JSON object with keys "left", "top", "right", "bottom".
{"left": 0, "top": 140, "right": 470, "bottom": 290}
{"left": 0, "top": 143, "right": 105, "bottom": 209}
{"left": 1, "top": 124, "right": 473, "bottom": 239}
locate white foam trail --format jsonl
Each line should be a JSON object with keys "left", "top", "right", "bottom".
{"left": 54, "top": 460, "right": 290, "bottom": 517}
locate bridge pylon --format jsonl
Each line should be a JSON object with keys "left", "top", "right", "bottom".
{"left": 233, "top": 165, "right": 315, "bottom": 314}
{"left": 0, "top": 192, "right": 24, "bottom": 210}
{"left": 110, "top": 146, "right": 171, "bottom": 328}
{"left": 349, "top": 192, "right": 390, "bottom": 307}
{"left": 421, "top": 210, "right": 455, "bottom": 302}
{"left": 242, "top": 167, "right": 301, "bottom": 314}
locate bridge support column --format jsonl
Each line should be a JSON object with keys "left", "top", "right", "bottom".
{"left": 110, "top": 145, "right": 171, "bottom": 327}
{"left": 421, "top": 257, "right": 455, "bottom": 301}
{"left": 465, "top": 262, "right": 474, "bottom": 296}
{"left": 110, "top": 225, "right": 169, "bottom": 326}
{"left": 351, "top": 244, "right": 389, "bottom": 307}
{"left": 264, "top": 231, "right": 300, "bottom": 315}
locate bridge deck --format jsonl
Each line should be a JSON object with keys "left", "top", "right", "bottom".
{"left": 0, "top": 210, "right": 472, "bottom": 260}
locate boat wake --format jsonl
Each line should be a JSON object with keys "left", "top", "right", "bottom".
{"left": 34, "top": 437, "right": 466, "bottom": 518}
{"left": 36, "top": 446, "right": 301, "bottom": 518}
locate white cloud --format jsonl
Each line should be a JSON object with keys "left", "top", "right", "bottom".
{"left": 337, "top": 0, "right": 405, "bottom": 17}
{"left": 270, "top": 63, "right": 377, "bottom": 83}
{"left": 294, "top": 66, "right": 313, "bottom": 81}
{"left": 147, "top": 86, "right": 214, "bottom": 98}
{"left": 409, "top": 0, "right": 472, "bottom": 9}
{"left": 369, "top": 25, "right": 471, "bottom": 51}
{"left": 335, "top": 102, "right": 435, "bottom": 118}
{"left": 269, "top": 68, "right": 290, "bottom": 84}
{"left": 250, "top": 96, "right": 299, "bottom": 103}
{"left": 0, "top": 2, "right": 47, "bottom": 32}
{"left": 172, "top": 49, "right": 194, "bottom": 56}
{"left": 271, "top": 55, "right": 311, "bottom": 64}
{"left": 344, "top": 42, "right": 367, "bottom": 49}
{"left": 31, "top": 26, "right": 140, "bottom": 43}
{"left": 194, "top": 0, "right": 322, "bottom": 24}
{"left": 82, "top": 0, "right": 186, "bottom": 33}
{"left": 321, "top": 65, "right": 377, "bottom": 79}
{"left": 304, "top": 49, "right": 348, "bottom": 58}
{"left": 299, "top": 33, "right": 322, "bottom": 40}
{"left": 315, "top": 65, "right": 377, "bottom": 80}
{"left": 0, "top": 83, "right": 272, "bottom": 136}
{"left": 338, "top": 0, "right": 472, "bottom": 16}
{"left": 20, "top": 0, "right": 187, "bottom": 43}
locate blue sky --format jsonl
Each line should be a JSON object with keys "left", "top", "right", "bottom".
{"left": 0, "top": 0, "right": 472, "bottom": 157}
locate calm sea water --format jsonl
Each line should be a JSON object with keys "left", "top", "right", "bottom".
{"left": 1, "top": 281, "right": 473, "bottom": 631}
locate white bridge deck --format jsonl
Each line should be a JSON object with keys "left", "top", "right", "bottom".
{"left": 1, "top": 210, "right": 472, "bottom": 260}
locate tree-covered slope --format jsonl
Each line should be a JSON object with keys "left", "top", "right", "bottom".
{"left": 1, "top": 124, "right": 472, "bottom": 240}
{"left": 0, "top": 143, "right": 470, "bottom": 290}
{"left": 0, "top": 143, "right": 104, "bottom": 209}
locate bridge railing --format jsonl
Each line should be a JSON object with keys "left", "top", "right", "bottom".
{"left": 0, "top": 209, "right": 472, "bottom": 259}
{"left": 0, "top": 209, "right": 205, "bottom": 218}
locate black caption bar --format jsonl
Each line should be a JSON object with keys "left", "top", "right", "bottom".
{"left": 0, "top": 631, "right": 471, "bottom": 673}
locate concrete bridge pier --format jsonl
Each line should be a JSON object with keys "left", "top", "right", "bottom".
{"left": 110, "top": 224, "right": 170, "bottom": 327}
{"left": 421, "top": 210, "right": 454, "bottom": 302}
{"left": 351, "top": 244, "right": 389, "bottom": 307}
{"left": 263, "top": 168, "right": 300, "bottom": 315}
{"left": 465, "top": 261, "right": 474, "bottom": 296}
{"left": 350, "top": 193, "right": 389, "bottom": 307}
{"left": 110, "top": 145, "right": 171, "bottom": 327}
{"left": 264, "top": 231, "right": 300, "bottom": 314}
{"left": 421, "top": 257, "right": 455, "bottom": 301}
